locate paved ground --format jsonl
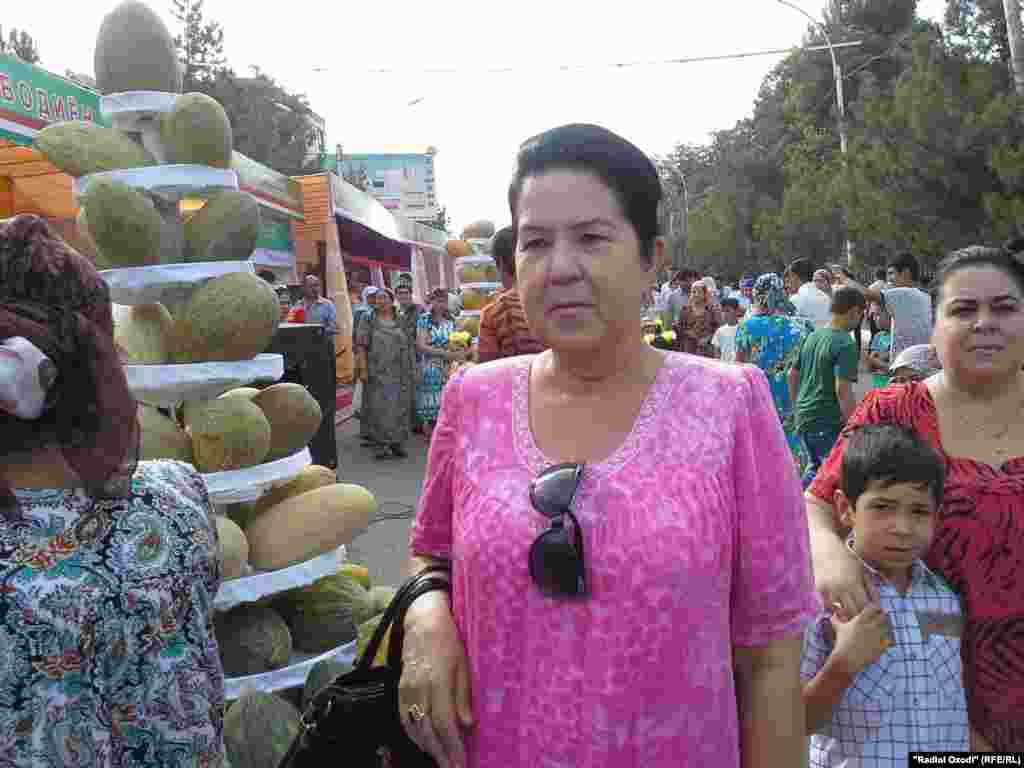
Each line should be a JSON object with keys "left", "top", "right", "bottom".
{"left": 341, "top": 350, "right": 876, "bottom": 589}
{"left": 338, "top": 407, "right": 429, "bottom": 589}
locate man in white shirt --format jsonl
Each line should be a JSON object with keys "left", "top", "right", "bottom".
{"left": 785, "top": 258, "right": 831, "bottom": 328}
{"left": 833, "top": 252, "right": 933, "bottom": 360}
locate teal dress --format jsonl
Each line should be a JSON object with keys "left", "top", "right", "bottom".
{"left": 735, "top": 313, "right": 815, "bottom": 475}
{"left": 416, "top": 312, "right": 455, "bottom": 424}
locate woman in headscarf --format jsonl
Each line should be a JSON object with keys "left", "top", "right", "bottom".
{"left": 355, "top": 287, "right": 417, "bottom": 460}
{"left": 0, "top": 215, "right": 224, "bottom": 767}
{"left": 735, "top": 273, "right": 815, "bottom": 475}
{"left": 887, "top": 343, "right": 942, "bottom": 384}
{"left": 673, "top": 278, "right": 721, "bottom": 357}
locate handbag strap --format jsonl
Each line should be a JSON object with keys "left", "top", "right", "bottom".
{"left": 355, "top": 563, "right": 450, "bottom": 673}
{"left": 385, "top": 575, "right": 452, "bottom": 671}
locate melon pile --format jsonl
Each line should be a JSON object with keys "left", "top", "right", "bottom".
{"left": 35, "top": 1, "right": 261, "bottom": 272}
{"left": 446, "top": 219, "right": 503, "bottom": 358}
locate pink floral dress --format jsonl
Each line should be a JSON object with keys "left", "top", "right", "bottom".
{"left": 411, "top": 352, "right": 819, "bottom": 768}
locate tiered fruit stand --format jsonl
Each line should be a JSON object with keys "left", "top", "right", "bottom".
{"left": 85, "top": 91, "right": 357, "bottom": 701}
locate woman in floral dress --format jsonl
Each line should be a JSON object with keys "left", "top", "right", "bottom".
{"left": 416, "top": 288, "right": 463, "bottom": 441}
{"left": 735, "top": 273, "right": 815, "bottom": 475}
{"left": 0, "top": 215, "right": 224, "bottom": 768}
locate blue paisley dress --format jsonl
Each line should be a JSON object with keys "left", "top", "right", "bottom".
{"left": 416, "top": 312, "right": 455, "bottom": 424}
{"left": 735, "top": 314, "right": 815, "bottom": 476}
{"left": 1, "top": 460, "right": 224, "bottom": 768}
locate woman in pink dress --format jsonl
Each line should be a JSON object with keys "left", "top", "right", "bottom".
{"left": 397, "top": 124, "right": 819, "bottom": 768}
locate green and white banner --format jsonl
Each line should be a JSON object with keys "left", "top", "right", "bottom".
{"left": 0, "top": 55, "right": 104, "bottom": 145}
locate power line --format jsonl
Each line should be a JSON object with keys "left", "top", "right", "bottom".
{"left": 310, "top": 41, "right": 864, "bottom": 76}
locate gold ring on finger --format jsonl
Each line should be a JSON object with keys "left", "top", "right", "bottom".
{"left": 408, "top": 704, "right": 427, "bottom": 723}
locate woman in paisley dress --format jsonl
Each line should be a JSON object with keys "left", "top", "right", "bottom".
{"left": 807, "top": 246, "right": 1024, "bottom": 750}
{"left": 735, "top": 273, "right": 815, "bottom": 475}
{"left": 0, "top": 215, "right": 224, "bottom": 768}
{"left": 396, "top": 124, "right": 817, "bottom": 768}
{"left": 355, "top": 287, "right": 417, "bottom": 460}
{"left": 415, "top": 288, "right": 465, "bottom": 441}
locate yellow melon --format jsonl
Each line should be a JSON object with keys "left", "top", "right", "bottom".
{"left": 244, "top": 484, "right": 376, "bottom": 571}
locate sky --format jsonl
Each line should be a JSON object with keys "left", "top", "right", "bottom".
{"left": 9, "top": 0, "right": 947, "bottom": 234}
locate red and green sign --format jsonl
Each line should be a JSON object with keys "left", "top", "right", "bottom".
{"left": 0, "top": 54, "right": 104, "bottom": 146}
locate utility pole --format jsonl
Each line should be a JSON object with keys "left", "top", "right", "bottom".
{"left": 1005, "top": 0, "right": 1024, "bottom": 96}
{"left": 776, "top": 0, "right": 856, "bottom": 267}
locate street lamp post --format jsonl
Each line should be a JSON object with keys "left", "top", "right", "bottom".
{"left": 661, "top": 165, "right": 689, "bottom": 270}
{"left": 775, "top": 0, "right": 854, "bottom": 267}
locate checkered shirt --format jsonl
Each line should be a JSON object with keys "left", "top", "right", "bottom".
{"left": 800, "top": 538, "right": 969, "bottom": 767}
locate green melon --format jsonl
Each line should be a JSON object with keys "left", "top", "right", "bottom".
{"left": 161, "top": 93, "right": 233, "bottom": 168}
{"left": 251, "top": 383, "right": 323, "bottom": 461}
{"left": 113, "top": 303, "right": 172, "bottom": 364}
{"left": 35, "top": 122, "right": 154, "bottom": 177}
{"left": 168, "top": 272, "right": 280, "bottom": 363}
{"left": 184, "top": 191, "right": 261, "bottom": 262}
{"left": 94, "top": 1, "right": 182, "bottom": 94}
{"left": 302, "top": 658, "right": 352, "bottom": 710}
{"left": 214, "top": 605, "right": 292, "bottom": 677}
{"left": 224, "top": 691, "right": 301, "bottom": 768}
{"left": 187, "top": 397, "right": 271, "bottom": 472}
{"left": 80, "top": 178, "right": 162, "bottom": 268}
{"left": 137, "top": 404, "right": 193, "bottom": 463}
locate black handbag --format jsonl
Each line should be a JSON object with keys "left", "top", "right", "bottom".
{"left": 278, "top": 564, "right": 452, "bottom": 768}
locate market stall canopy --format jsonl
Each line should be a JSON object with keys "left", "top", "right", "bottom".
{"left": 331, "top": 173, "right": 411, "bottom": 270}
{"left": 0, "top": 140, "right": 76, "bottom": 218}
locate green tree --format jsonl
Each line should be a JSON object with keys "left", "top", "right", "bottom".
{"left": 171, "top": 0, "right": 226, "bottom": 91}
{"left": 0, "top": 27, "right": 41, "bottom": 63}
{"left": 943, "top": 0, "right": 1010, "bottom": 61}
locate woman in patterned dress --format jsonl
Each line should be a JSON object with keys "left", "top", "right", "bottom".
{"left": 673, "top": 279, "right": 721, "bottom": 357}
{"left": 416, "top": 288, "right": 465, "bottom": 441}
{"left": 396, "top": 124, "right": 817, "bottom": 768}
{"left": 735, "top": 273, "right": 815, "bottom": 476}
{"left": 355, "top": 287, "right": 417, "bottom": 460}
{"left": 0, "top": 215, "right": 224, "bottom": 768}
{"left": 807, "top": 246, "right": 1024, "bottom": 750}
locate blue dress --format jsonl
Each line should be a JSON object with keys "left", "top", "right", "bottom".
{"left": 735, "top": 314, "right": 815, "bottom": 475}
{"left": 416, "top": 312, "right": 455, "bottom": 423}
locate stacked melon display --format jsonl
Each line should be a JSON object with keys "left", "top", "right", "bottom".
{"left": 448, "top": 220, "right": 503, "bottom": 348}
{"left": 44, "top": 0, "right": 375, "bottom": 705}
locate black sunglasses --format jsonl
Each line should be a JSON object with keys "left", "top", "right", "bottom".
{"left": 528, "top": 463, "right": 587, "bottom": 598}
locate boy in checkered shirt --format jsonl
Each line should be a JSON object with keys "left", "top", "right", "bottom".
{"left": 801, "top": 424, "right": 974, "bottom": 767}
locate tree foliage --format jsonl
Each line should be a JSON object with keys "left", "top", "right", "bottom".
{"left": 170, "top": 1, "right": 321, "bottom": 177}
{"left": 668, "top": 0, "right": 1024, "bottom": 281}
{"left": 0, "top": 27, "right": 41, "bottom": 63}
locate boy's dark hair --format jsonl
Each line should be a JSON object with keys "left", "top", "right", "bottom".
{"left": 830, "top": 286, "right": 866, "bottom": 314}
{"left": 888, "top": 251, "right": 921, "bottom": 282}
{"left": 875, "top": 267, "right": 887, "bottom": 282}
{"left": 508, "top": 123, "right": 662, "bottom": 268}
{"left": 721, "top": 297, "right": 740, "bottom": 310}
{"left": 787, "top": 258, "right": 815, "bottom": 283}
{"left": 841, "top": 424, "right": 945, "bottom": 507}
{"left": 257, "top": 269, "right": 276, "bottom": 284}
{"left": 491, "top": 226, "right": 517, "bottom": 278}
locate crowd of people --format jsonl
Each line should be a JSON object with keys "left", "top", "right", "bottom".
{"left": 0, "top": 120, "right": 1022, "bottom": 768}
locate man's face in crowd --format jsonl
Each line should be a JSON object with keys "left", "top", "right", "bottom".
{"left": 304, "top": 275, "right": 321, "bottom": 300}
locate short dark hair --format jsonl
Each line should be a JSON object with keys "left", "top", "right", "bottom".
{"left": 841, "top": 424, "right": 945, "bottom": 508}
{"left": 508, "top": 123, "right": 662, "bottom": 267}
{"left": 491, "top": 226, "right": 517, "bottom": 277}
{"left": 787, "top": 258, "right": 815, "bottom": 283}
{"left": 720, "top": 297, "right": 740, "bottom": 310}
{"left": 830, "top": 286, "right": 866, "bottom": 314}
{"left": 257, "top": 269, "right": 276, "bottom": 284}
{"left": 888, "top": 251, "right": 920, "bottom": 282}
{"left": 933, "top": 245, "right": 1024, "bottom": 304}
{"left": 875, "top": 267, "right": 887, "bottom": 282}
{"left": 395, "top": 282, "right": 413, "bottom": 294}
